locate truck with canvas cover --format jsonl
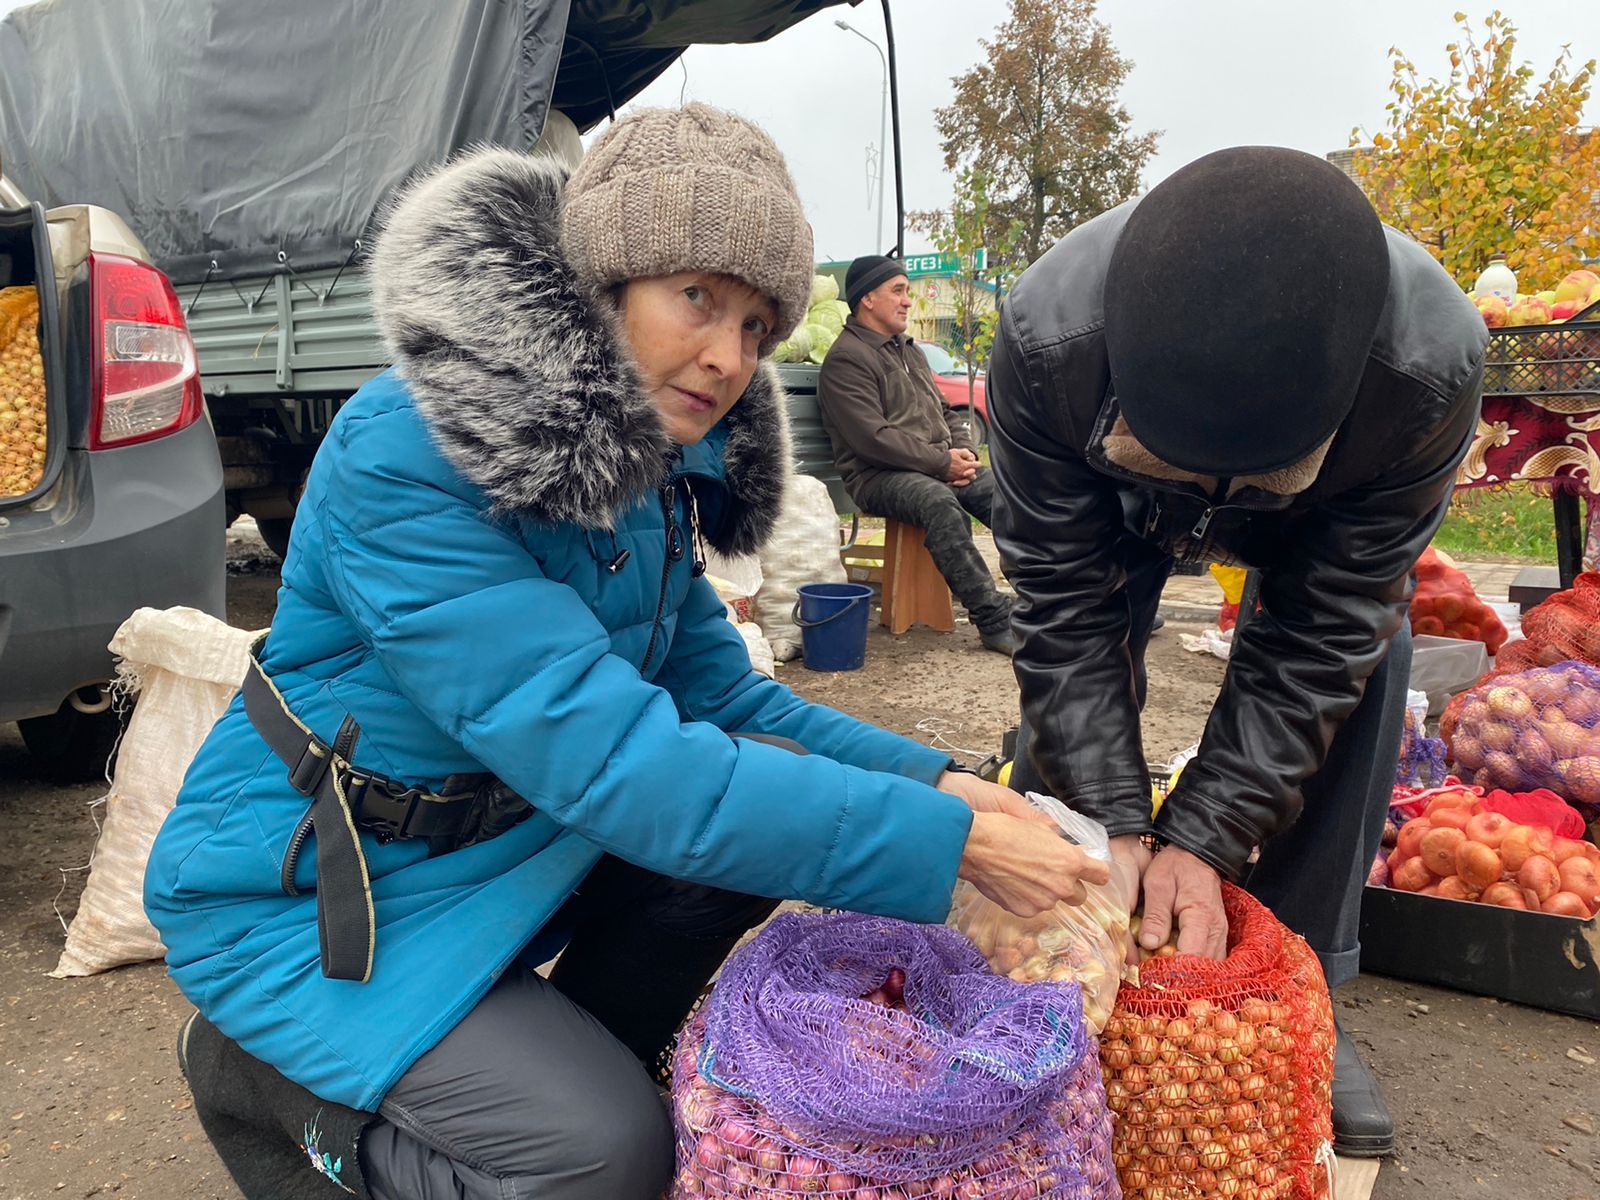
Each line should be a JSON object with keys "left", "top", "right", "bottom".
{"left": 0, "top": 0, "right": 903, "bottom": 556}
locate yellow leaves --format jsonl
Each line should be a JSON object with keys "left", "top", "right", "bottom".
{"left": 1453, "top": 10, "right": 1466, "bottom": 21}
{"left": 1359, "top": 7, "right": 1600, "bottom": 288}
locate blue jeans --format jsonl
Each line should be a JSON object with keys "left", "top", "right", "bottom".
{"left": 1015, "top": 552, "right": 1411, "bottom": 988}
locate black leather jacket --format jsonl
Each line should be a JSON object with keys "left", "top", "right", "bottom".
{"left": 989, "top": 201, "right": 1487, "bottom": 879}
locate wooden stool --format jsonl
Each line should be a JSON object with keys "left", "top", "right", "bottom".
{"left": 880, "top": 518, "right": 954, "bottom": 634}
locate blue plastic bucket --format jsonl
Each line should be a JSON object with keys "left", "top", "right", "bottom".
{"left": 793, "top": 582, "right": 874, "bottom": 671}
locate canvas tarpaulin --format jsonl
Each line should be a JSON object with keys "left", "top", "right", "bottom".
{"left": 0, "top": 0, "right": 854, "bottom": 282}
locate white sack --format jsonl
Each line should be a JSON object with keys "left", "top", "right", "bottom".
{"left": 51, "top": 607, "right": 261, "bottom": 978}
{"left": 753, "top": 475, "right": 846, "bottom": 661}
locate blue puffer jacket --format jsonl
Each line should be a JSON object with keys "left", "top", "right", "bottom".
{"left": 144, "top": 150, "right": 975, "bottom": 1112}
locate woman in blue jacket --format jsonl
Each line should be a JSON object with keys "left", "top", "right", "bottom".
{"left": 145, "top": 105, "right": 1106, "bottom": 1200}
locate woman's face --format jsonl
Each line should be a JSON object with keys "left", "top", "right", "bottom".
{"left": 619, "top": 272, "right": 778, "bottom": 446}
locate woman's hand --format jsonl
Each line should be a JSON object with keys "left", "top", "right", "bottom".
{"left": 957, "top": 812, "right": 1112, "bottom": 919}
{"left": 938, "top": 770, "right": 1050, "bottom": 823}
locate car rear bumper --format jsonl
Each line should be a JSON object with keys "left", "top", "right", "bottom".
{"left": 0, "top": 419, "right": 226, "bottom": 723}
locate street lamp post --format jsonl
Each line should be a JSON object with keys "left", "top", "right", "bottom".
{"left": 835, "top": 19, "right": 887, "bottom": 255}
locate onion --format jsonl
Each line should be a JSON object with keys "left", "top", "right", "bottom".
{"left": 1483, "top": 750, "right": 1525, "bottom": 790}
{"left": 1559, "top": 756, "right": 1600, "bottom": 804}
{"left": 1480, "top": 882, "right": 1529, "bottom": 909}
{"left": 1498, "top": 824, "right": 1552, "bottom": 871}
{"left": 1515, "top": 729, "right": 1557, "bottom": 775}
{"left": 1543, "top": 891, "right": 1593, "bottom": 918}
{"left": 1486, "top": 686, "right": 1535, "bottom": 720}
{"left": 1518, "top": 854, "right": 1561, "bottom": 902}
{"left": 1456, "top": 841, "right": 1503, "bottom": 890}
{"left": 1542, "top": 717, "right": 1590, "bottom": 759}
{"left": 1525, "top": 671, "right": 1571, "bottom": 706}
{"left": 1420, "top": 827, "right": 1466, "bottom": 876}
{"left": 1557, "top": 856, "right": 1599, "bottom": 907}
{"left": 1559, "top": 688, "right": 1600, "bottom": 723}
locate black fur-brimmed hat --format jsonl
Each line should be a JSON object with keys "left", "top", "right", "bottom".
{"left": 1103, "top": 146, "right": 1391, "bottom": 476}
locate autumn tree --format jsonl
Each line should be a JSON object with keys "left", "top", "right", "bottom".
{"left": 935, "top": 0, "right": 1158, "bottom": 273}
{"left": 1352, "top": 10, "right": 1600, "bottom": 288}
{"left": 910, "top": 168, "right": 1021, "bottom": 403}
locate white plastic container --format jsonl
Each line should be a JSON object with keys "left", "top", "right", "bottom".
{"left": 1471, "top": 254, "right": 1518, "bottom": 304}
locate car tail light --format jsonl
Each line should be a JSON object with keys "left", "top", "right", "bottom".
{"left": 88, "top": 253, "right": 204, "bottom": 449}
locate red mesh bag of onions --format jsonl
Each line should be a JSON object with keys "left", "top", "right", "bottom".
{"left": 1442, "top": 660, "right": 1600, "bottom": 804}
{"left": 1099, "top": 885, "right": 1336, "bottom": 1200}
{"left": 669, "top": 912, "right": 1118, "bottom": 1200}
{"left": 1519, "top": 571, "right": 1600, "bottom": 668}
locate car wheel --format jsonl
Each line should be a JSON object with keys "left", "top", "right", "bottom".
{"left": 18, "top": 690, "right": 122, "bottom": 783}
{"left": 256, "top": 517, "right": 293, "bottom": 562}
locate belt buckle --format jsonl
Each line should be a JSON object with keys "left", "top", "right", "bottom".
{"left": 346, "top": 773, "right": 419, "bottom": 843}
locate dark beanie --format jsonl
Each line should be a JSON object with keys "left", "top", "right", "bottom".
{"left": 1103, "top": 146, "right": 1391, "bottom": 476}
{"left": 845, "top": 255, "right": 907, "bottom": 308}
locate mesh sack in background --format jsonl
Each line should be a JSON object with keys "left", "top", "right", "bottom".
{"left": 1442, "top": 660, "right": 1600, "bottom": 803}
{"left": 1407, "top": 547, "right": 1508, "bottom": 655}
{"left": 1100, "top": 885, "right": 1336, "bottom": 1200}
{"left": 1518, "top": 571, "right": 1600, "bottom": 667}
{"left": 670, "top": 911, "right": 1117, "bottom": 1199}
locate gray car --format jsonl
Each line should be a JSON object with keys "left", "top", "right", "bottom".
{"left": 1, "top": 160, "right": 225, "bottom": 780}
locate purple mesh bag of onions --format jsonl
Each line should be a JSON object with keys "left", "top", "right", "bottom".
{"left": 669, "top": 911, "right": 1119, "bottom": 1199}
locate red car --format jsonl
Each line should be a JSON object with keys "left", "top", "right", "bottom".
{"left": 917, "top": 341, "right": 989, "bottom": 444}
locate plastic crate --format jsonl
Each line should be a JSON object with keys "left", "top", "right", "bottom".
{"left": 1482, "top": 315, "right": 1600, "bottom": 397}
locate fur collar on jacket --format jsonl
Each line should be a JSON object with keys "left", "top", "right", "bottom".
{"left": 367, "top": 147, "right": 789, "bottom": 557}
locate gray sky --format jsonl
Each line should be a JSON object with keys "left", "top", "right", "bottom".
{"left": 4, "top": 0, "right": 1594, "bottom": 263}
{"left": 613, "top": 1, "right": 1599, "bottom": 261}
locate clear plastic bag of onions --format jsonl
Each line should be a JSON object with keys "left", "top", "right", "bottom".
{"left": 947, "top": 794, "right": 1136, "bottom": 1034}
{"left": 1099, "top": 885, "right": 1335, "bottom": 1200}
{"left": 669, "top": 912, "right": 1118, "bottom": 1199}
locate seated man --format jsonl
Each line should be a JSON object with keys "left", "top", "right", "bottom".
{"left": 817, "top": 255, "right": 1017, "bottom": 654}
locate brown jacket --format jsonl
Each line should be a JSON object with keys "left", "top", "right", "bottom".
{"left": 817, "top": 318, "right": 975, "bottom": 499}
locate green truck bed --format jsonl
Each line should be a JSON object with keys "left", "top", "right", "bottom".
{"left": 178, "top": 269, "right": 853, "bottom": 533}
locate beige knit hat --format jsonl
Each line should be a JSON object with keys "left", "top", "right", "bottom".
{"left": 561, "top": 103, "right": 814, "bottom": 355}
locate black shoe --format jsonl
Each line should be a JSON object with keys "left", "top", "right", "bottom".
{"left": 979, "top": 626, "right": 1021, "bottom": 656}
{"left": 1331, "top": 1021, "right": 1395, "bottom": 1158}
{"left": 1151, "top": 614, "right": 1166, "bottom": 631}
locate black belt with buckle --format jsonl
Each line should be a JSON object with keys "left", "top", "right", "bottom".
{"left": 241, "top": 636, "right": 485, "bottom": 982}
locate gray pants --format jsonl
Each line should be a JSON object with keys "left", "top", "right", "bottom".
{"left": 360, "top": 965, "right": 675, "bottom": 1200}
{"left": 851, "top": 467, "right": 1013, "bottom": 634}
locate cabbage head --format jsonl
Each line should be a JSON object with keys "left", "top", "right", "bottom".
{"left": 772, "top": 324, "right": 813, "bottom": 364}
{"left": 805, "top": 322, "right": 837, "bottom": 364}
{"left": 808, "top": 303, "right": 845, "bottom": 336}
{"left": 810, "top": 274, "right": 840, "bottom": 306}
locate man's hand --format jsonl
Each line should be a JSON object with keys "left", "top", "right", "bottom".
{"left": 944, "top": 448, "right": 979, "bottom": 487}
{"left": 1137, "top": 844, "right": 1228, "bottom": 959}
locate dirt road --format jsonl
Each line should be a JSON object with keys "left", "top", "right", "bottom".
{"left": 2, "top": 534, "right": 1596, "bottom": 1199}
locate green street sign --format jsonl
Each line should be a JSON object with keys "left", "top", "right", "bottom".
{"left": 904, "top": 249, "right": 987, "bottom": 277}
